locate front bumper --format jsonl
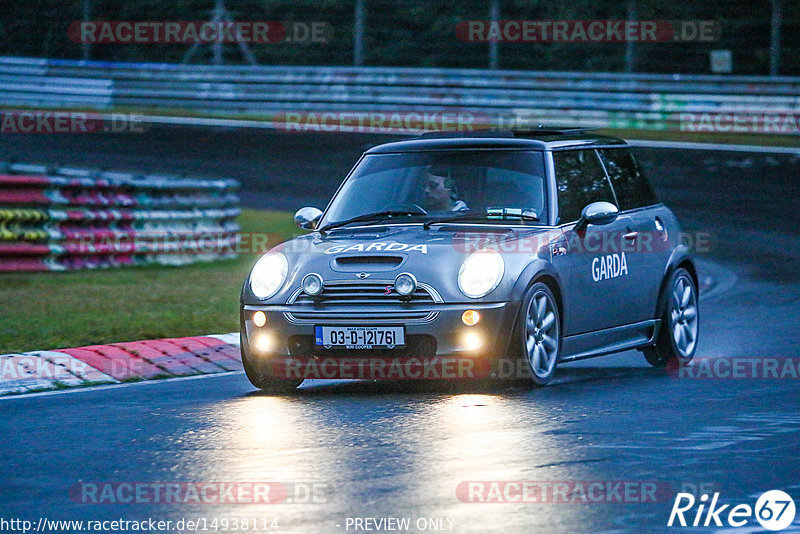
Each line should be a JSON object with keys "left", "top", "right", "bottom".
{"left": 240, "top": 301, "right": 520, "bottom": 361}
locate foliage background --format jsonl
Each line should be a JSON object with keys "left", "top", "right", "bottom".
{"left": 0, "top": 0, "right": 797, "bottom": 74}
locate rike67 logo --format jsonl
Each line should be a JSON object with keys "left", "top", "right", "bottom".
{"left": 668, "top": 490, "right": 796, "bottom": 531}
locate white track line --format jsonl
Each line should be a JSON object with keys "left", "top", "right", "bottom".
{"left": 0, "top": 372, "right": 355, "bottom": 401}
{"left": 138, "top": 114, "right": 280, "bottom": 130}
{"left": 627, "top": 139, "right": 800, "bottom": 155}
{"left": 206, "top": 332, "right": 239, "bottom": 345}
{"left": 133, "top": 114, "right": 800, "bottom": 155}
{"left": 0, "top": 370, "right": 245, "bottom": 401}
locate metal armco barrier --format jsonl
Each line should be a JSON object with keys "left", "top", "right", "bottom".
{"left": 0, "top": 56, "right": 798, "bottom": 134}
{"left": 0, "top": 161, "right": 240, "bottom": 272}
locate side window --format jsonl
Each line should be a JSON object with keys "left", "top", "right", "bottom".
{"left": 553, "top": 150, "right": 616, "bottom": 223}
{"left": 598, "top": 149, "right": 659, "bottom": 210}
{"left": 484, "top": 167, "right": 546, "bottom": 219}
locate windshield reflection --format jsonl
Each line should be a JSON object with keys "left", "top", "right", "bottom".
{"left": 322, "top": 151, "right": 547, "bottom": 227}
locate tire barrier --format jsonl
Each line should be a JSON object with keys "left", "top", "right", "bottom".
{"left": 0, "top": 162, "right": 240, "bottom": 272}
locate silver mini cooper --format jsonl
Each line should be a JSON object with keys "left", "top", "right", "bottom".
{"left": 240, "top": 130, "right": 699, "bottom": 391}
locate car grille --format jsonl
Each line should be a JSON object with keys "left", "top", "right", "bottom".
{"left": 285, "top": 279, "right": 441, "bottom": 324}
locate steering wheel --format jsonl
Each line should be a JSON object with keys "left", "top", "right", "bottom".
{"left": 385, "top": 202, "right": 427, "bottom": 215}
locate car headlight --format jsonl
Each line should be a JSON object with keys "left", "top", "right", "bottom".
{"left": 250, "top": 252, "right": 288, "bottom": 299}
{"left": 394, "top": 273, "right": 417, "bottom": 296}
{"left": 458, "top": 250, "right": 504, "bottom": 299}
{"left": 302, "top": 273, "right": 324, "bottom": 296}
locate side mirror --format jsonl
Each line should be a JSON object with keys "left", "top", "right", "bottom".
{"left": 575, "top": 201, "right": 618, "bottom": 232}
{"left": 294, "top": 207, "right": 323, "bottom": 229}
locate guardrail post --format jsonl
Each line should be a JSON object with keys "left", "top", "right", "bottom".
{"left": 625, "top": 0, "right": 637, "bottom": 73}
{"left": 488, "top": 0, "right": 499, "bottom": 70}
{"left": 354, "top": 0, "right": 365, "bottom": 66}
{"left": 81, "top": 0, "right": 92, "bottom": 61}
{"left": 770, "top": 0, "right": 782, "bottom": 76}
{"left": 212, "top": 0, "right": 224, "bottom": 65}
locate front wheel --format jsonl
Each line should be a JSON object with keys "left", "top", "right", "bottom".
{"left": 643, "top": 268, "right": 699, "bottom": 367}
{"left": 518, "top": 283, "right": 561, "bottom": 386}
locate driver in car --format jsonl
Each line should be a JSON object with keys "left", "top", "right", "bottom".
{"left": 421, "top": 166, "right": 469, "bottom": 212}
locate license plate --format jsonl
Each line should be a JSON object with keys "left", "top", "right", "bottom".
{"left": 315, "top": 326, "right": 405, "bottom": 349}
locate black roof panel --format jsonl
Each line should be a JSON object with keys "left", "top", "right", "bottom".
{"left": 365, "top": 130, "right": 628, "bottom": 154}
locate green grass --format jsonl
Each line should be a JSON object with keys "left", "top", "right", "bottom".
{"left": 0, "top": 210, "right": 298, "bottom": 354}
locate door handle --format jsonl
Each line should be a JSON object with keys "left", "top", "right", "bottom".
{"left": 623, "top": 231, "right": 639, "bottom": 241}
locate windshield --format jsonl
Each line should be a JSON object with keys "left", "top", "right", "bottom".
{"left": 321, "top": 150, "right": 547, "bottom": 227}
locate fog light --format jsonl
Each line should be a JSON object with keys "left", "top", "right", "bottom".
{"left": 394, "top": 273, "right": 417, "bottom": 296}
{"left": 464, "top": 332, "right": 483, "bottom": 350}
{"left": 302, "top": 273, "right": 324, "bottom": 296}
{"left": 461, "top": 309, "right": 480, "bottom": 326}
{"left": 253, "top": 311, "right": 267, "bottom": 327}
{"left": 252, "top": 333, "right": 272, "bottom": 352}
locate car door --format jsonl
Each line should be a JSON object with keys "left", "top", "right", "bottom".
{"left": 597, "top": 148, "right": 665, "bottom": 323}
{"left": 552, "top": 148, "right": 637, "bottom": 335}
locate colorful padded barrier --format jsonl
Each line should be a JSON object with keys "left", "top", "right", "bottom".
{"left": 0, "top": 163, "right": 240, "bottom": 272}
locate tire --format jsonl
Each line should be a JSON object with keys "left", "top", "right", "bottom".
{"left": 240, "top": 333, "right": 303, "bottom": 393}
{"left": 643, "top": 267, "right": 699, "bottom": 367}
{"left": 516, "top": 282, "right": 562, "bottom": 386}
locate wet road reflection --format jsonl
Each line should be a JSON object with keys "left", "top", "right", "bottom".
{"left": 171, "top": 375, "right": 678, "bottom": 532}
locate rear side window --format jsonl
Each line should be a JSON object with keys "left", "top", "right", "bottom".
{"left": 598, "top": 149, "right": 659, "bottom": 210}
{"left": 553, "top": 150, "right": 616, "bottom": 223}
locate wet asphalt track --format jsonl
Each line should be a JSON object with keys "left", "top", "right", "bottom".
{"left": 1, "top": 128, "right": 799, "bottom": 533}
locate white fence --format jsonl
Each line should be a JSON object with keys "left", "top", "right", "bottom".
{"left": 1, "top": 56, "right": 798, "bottom": 134}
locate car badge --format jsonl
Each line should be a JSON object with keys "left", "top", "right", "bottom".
{"left": 356, "top": 272, "right": 371, "bottom": 279}
{"left": 383, "top": 286, "right": 393, "bottom": 295}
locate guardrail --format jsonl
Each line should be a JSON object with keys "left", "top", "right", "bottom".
{"left": 0, "top": 161, "right": 240, "bottom": 272}
{"left": 1, "top": 56, "right": 798, "bottom": 134}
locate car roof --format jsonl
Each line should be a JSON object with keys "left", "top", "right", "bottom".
{"left": 364, "top": 129, "right": 629, "bottom": 154}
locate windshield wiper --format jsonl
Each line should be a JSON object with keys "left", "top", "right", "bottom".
{"left": 318, "top": 209, "right": 425, "bottom": 233}
{"left": 423, "top": 208, "right": 539, "bottom": 229}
